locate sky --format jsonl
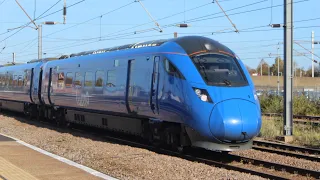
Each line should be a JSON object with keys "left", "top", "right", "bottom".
{"left": 0, "top": 0, "right": 319, "bottom": 71}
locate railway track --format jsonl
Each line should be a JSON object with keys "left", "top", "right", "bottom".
{"left": 253, "top": 139, "right": 320, "bottom": 162}
{"left": 262, "top": 113, "right": 320, "bottom": 123}
{"left": 3, "top": 112, "right": 320, "bottom": 180}
{"left": 71, "top": 123, "right": 320, "bottom": 180}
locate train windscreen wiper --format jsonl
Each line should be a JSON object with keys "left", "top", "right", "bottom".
{"left": 194, "top": 56, "right": 209, "bottom": 81}
{"left": 223, "top": 79, "right": 231, "bottom": 86}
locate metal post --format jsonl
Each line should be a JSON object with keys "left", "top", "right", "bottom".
{"left": 312, "top": 31, "right": 314, "bottom": 77}
{"left": 63, "top": 0, "right": 67, "bottom": 24}
{"left": 277, "top": 44, "right": 280, "bottom": 95}
{"left": 268, "top": 64, "right": 270, "bottom": 80}
{"left": 12, "top": 53, "right": 15, "bottom": 64}
{"left": 283, "top": 0, "right": 293, "bottom": 138}
{"left": 38, "top": 25, "right": 42, "bottom": 59}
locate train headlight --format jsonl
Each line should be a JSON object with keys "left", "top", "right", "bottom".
{"left": 195, "top": 89, "right": 202, "bottom": 96}
{"left": 192, "top": 87, "right": 213, "bottom": 103}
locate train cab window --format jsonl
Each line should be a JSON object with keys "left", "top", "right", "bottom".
{"left": 106, "top": 70, "right": 116, "bottom": 87}
{"left": 74, "top": 72, "right": 82, "bottom": 86}
{"left": 18, "top": 76, "right": 23, "bottom": 87}
{"left": 65, "top": 73, "right": 73, "bottom": 87}
{"left": 85, "top": 72, "right": 93, "bottom": 87}
{"left": 164, "top": 59, "right": 185, "bottom": 79}
{"left": 95, "top": 71, "right": 104, "bottom": 87}
{"left": 192, "top": 54, "right": 248, "bottom": 86}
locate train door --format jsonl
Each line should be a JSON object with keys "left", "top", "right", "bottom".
{"left": 150, "top": 56, "right": 160, "bottom": 114}
{"left": 125, "top": 56, "right": 160, "bottom": 115}
{"left": 126, "top": 59, "right": 136, "bottom": 114}
{"left": 29, "top": 68, "right": 34, "bottom": 103}
{"left": 47, "top": 68, "right": 53, "bottom": 105}
{"left": 31, "top": 63, "right": 43, "bottom": 104}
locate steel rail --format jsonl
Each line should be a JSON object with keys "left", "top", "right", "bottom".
{"left": 263, "top": 113, "right": 320, "bottom": 121}
{"left": 2, "top": 111, "right": 319, "bottom": 180}
{"left": 228, "top": 154, "right": 320, "bottom": 179}
{"left": 253, "top": 140, "right": 320, "bottom": 162}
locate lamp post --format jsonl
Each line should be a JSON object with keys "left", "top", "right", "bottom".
{"left": 7, "top": 21, "right": 61, "bottom": 60}
{"left": 38, "top": 21, "right": 62, "bottom": 59}
{"left": 277, "top": 43, "right": 280, "bottom": 95}
{"left": 10, "top": 0, "right": 66, "bottom": 60}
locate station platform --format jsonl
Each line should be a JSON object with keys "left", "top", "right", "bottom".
{"left": 0, "top": 133, "right": 116, "bottom": 180}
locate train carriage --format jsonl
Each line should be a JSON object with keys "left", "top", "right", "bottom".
{"left": 0, "top": 36, "right": 262, "bottom": 152}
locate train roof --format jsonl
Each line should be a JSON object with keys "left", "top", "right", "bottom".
{"left": 20, "top": 36, "right": 234, "bottom": 65}
{"left": 60, "top": 36, "right": 234, "bottom": 59}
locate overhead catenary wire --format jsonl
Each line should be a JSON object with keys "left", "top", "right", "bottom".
{"left": 136, "top": 0, "right": 163, "bottom": 32}
{"left": 2, "top": 23, "right": 317, "bottom": 60}
{"left": 0, "top": 0, "right": 84, "bottom": 39}
{"left": 295, "top": 41, "right": 320, "bottom": 59}
{"left": 0, "top": 0, "right": 7, "bottom": 7}
{"left": 2, "top": 0, "right": 317, "bottom": 62}
{"left": 2, "top": 21, "right": 319, "bottom": 60}
{"left": 1, "top": 0, "right": 299, "bottom": 51}
{"left": 43, "top": 1, "right": 135, "bottom": 38}
{"left": 214, "top": 0, "right": 239, "bottom": 33}
{"left": 34, "top": 0, "right": 62, "bottom": 21}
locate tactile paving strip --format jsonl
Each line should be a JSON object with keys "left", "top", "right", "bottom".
{"left": 0, "top": 157, "right": 38, "bottom": 180}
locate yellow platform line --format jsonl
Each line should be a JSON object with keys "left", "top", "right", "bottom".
{"left": 0, "top": 157, "right": 38, "bottom": 180}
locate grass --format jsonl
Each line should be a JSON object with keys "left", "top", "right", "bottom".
{"left": 258, "top": 116, "right": 320, "bottom": 148}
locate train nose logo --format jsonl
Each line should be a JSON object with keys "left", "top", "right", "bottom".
{"left": 75, "top": 87, "right": 89, "bottom": 107}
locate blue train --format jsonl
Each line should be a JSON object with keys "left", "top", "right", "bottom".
{"left": 0, "top": 36, "right": 261, "bottom": 151}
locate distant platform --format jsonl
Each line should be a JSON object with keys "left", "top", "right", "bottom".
{"left": 0, "top": 133, "right": 117, "bottom": 180}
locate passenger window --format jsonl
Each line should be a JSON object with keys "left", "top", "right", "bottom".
{"left": 13, "top": 75, "right": 17, "bottom": 86}
{"left": 95, "top": 71, "right": 104, "bottom": 87}
{"left": 58, "top": 72, "right": 65, "bottom": 88}
{"left": 114, "top": 60, "right": 119, "bottom": 67}
{"left": 107, "top": 70, "right": 116, "bottom": 87}
{"left": 85, "top": 72, "right": 93, "bottom": 87}
{"left": 0, "top": 76, "right": 3, "bottom": 86}
{"left": 18, "top": 76, "right": 23, "bottom": 87}
{"left": 164, "top": 59, "right": 185, "bottom": 79}
{"left": 24, "top": 71, "right": 28, "bottom": 86}
{"left": 66, "top": 73, "right": 73, "bottom": 87}
{"left": 74, "top": 72, "right": 82, "bottom": 86}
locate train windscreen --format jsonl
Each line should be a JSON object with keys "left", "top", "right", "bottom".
{"left": 192, "top": 54, "right": 248, "bottom": 86}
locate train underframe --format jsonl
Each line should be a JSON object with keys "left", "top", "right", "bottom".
{"left": 0, "top": 100, "right": 252, "bottom": 152}
{"left": 0, "top": 100, "right": 192, "bottom": 150}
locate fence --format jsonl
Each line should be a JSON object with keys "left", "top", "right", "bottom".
{"left": 255, "top": 85, "right": 320, "bottom": 101}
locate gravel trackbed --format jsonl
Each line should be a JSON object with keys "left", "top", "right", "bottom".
{"left": 0, "top": 114, "right": 266, "bottom": 180}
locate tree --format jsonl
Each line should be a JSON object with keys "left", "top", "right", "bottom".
{"left": 305, "top": 65, "right": 320, "bottom": 77}
{"left": 245, "top": 65, "right": 257, "bottom": 75}
{"left": 270, "top": 57, "right": 284, "bottom": 76}
{"left": 256, "top": 59, "right": 270, "bottom": 76}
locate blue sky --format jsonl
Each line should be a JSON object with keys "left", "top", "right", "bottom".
{"left": 0, "top": 0, "right": 319, "bottom": 70}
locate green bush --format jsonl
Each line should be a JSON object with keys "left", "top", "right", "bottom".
{"left": 259, "top": 95, "right": 283, "bottom": 114}
{"left": 259, "top": 95, "right": 320, "bottom": 116}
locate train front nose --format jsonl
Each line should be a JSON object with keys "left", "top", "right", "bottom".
{"left": 209, "top": 99, "right": 261, "bottom": 142}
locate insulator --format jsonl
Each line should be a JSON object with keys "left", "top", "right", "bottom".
{"left": 179, "top": 24, "right": 188, "bottom": 28}
{"left": 271, "top": 24, "right": 281, "bottom": 28}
